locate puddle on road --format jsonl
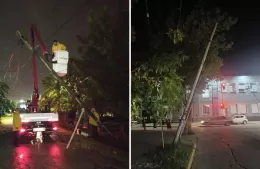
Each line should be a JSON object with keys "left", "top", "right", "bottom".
{"left": 1, "top": 142, "right": 128, "bottom": 169}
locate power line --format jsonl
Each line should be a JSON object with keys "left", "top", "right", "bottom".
{"left": 51, "top": 1, "right": 88, "bottom": 37}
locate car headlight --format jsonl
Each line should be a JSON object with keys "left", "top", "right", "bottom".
{"left": 201, "top": 121, "right": 204, "bottom": 123}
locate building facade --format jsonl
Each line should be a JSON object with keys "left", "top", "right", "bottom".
{"left": 193, "top": 76, "right": 260, "bottom": 120}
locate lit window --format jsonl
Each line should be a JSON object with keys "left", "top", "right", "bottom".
{"left": 250, "top": 83, "right": 258, "bottom": 92}
{"left": 238, "top": 83, "right": 246, "bottom": 93}
{"left": 202, "top": 89, "right": 210, "bottom": 98}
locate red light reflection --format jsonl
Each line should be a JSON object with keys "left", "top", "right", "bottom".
{"left": 14, "top": 145, "right": 32, "bottom": 168}
{"left": 48, "top": 144, "right": 62, "bottom": 168}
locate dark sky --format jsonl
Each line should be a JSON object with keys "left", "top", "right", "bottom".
{"left": 0, "top": 0, "right": 125, "bottom": 100}
{"left": 207, "top": 0, "right": 260, "bottom": 76}
{"left": 132, "top": 0, "right": 260, "bottom": 76}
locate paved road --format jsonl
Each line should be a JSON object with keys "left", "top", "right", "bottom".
{"left": 0, "top": 125, "right": 127, "bottom": 169}
{"left": 193, "top": 123, "right": 260, "bottom": 169}
{"left": 131, "top": 122, "right": 260, "bottom": 168}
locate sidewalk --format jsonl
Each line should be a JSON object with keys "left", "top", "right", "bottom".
{"left": 180, "top": 134, "right": 197, "bottom": 146}
{"left": 80, "top": 127, "right": 129, "bottom": 151}
{"left": 56, "top": 127, "right": 129, "bottom": 163}
{"left": 132, "top": 122, "right": 202, "bottom": 131}
{"left": 132, "top": 123, "right": 179, "bottom": 131}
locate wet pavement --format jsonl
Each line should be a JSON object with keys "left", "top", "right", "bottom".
{"left": 0, "top": 127, "right": 128, "bottom": 169}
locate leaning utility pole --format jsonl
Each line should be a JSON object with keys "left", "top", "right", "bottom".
{"left": 174, "top": 22, "right": 218, "bottom": 144}
{"left": 16, "top": 27, "right": 112, "bottom": 149}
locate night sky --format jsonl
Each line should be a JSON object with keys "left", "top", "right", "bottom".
{"left": 132, "top": 0, "right": 260, "bottom": 76}
{"left": 0, "top": 0, "right": 125, "bottom": 100}
{"left": 213, "top": 0, "right": 260, "bottom": 76}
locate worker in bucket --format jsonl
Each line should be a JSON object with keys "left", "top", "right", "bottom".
{"left": 12, "top": 108, "right": 22, "bottom": 147}
{"left": 89, "top": 108, "right": 100, "bottom": 137}
{"left": 51, "top": 40, "right": 67, "bottom": 63}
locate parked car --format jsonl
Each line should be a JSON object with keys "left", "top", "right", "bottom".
{"left": 201, "top": 116, "right": 232, "bottom": 126}
{"left": 231, "top": 115, "right": 248, "bottom": 124}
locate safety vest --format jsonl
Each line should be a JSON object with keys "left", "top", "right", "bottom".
{"left": 12, "top": 111, "right": 22, "bottom": 131}
{"left": 89, "top": 110, "right": 100, "bottom": 126}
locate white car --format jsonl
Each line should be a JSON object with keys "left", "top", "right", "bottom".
{"left": 232, "top": 115, "right": 248, "bottom": 124}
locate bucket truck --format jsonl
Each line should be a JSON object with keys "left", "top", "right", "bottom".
{"left": 17, "top": 25, "right": 64, "bottom": 143}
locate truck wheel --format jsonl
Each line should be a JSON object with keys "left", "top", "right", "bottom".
{"left": 243, "top": 120, "right": 247, "bottom": 124}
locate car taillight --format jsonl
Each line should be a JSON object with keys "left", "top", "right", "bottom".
{"left": 20, "top": 128, "right": 25, "bottom": 133}
{"left": 53, "top": 127, "right": 57, "bottom": 131}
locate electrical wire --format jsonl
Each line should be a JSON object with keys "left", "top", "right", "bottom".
{"left": 8, "top": 53, "right": 14, "bottom": 68}
{"left": 16, "top": 64, "right": 20, "bottom": 82}
{"left": 51, "top": 1, "right": 88, "bottom": 37}
{"left": 4, "top": 1, "right": 88, "bottom": 97}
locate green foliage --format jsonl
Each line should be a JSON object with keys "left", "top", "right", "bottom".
{"left": 167, "top": 29, "right": 185, "bottom": 44}
{"left": 0, "top": 81, "right": 9, "bottom": 101}
{"left": 132, "top": 53, "right": 187, "bottom": 118}
{"left": 41, "top": 76, "right": 71, "bottom": 112}
{"left": 0, "top": 81, "right": 13, "bottom": 112}
{"left": 41, "top": 7, "right": 128, "bottom": 117}
{"left": 40, "top": 75, "right": 93, "bottom": 112}
{"left": 132, "top": 5, "right": 237, "bottom": 120}
{"left": 133, "top": 143, "right": 191, "bottom": 169}
{"left": 178, "top": 8, "right": 237, "bottom": 89}
{"left": 75, "top": 7, "right": 128, "bottom": 117}
{"left": 5, "top": 100, "right": 17, "bottom": 112}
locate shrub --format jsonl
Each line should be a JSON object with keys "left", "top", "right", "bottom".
{"left": 133, "top": 143, "right": 191, "bottom": 169}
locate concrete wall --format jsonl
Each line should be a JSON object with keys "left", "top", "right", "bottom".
{"left": 193, "top": 76, "right": 260, "bottom": 120}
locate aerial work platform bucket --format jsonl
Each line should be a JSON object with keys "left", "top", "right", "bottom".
{"left": 52, "top": 50, "right": 69, "bottom": 77}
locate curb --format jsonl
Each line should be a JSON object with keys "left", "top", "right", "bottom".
{"left": 186, "top": 142, "right": 197, "bottom": 169}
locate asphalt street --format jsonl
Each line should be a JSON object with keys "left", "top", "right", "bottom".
{"left": 132, "top": 122, "right": 260, "bottom": 169}
{"left": 0, "top": 125, "right": 127, "bottom": 169}
{"left": 193, "top": 122, "right": 260, "bottom": 169}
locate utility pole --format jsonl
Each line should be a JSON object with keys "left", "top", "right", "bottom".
{"left": 174, "top": 22, "right": 218, "bottom": 144}
{"left": 16, "top": 29, "right": 112, "bottom": 149}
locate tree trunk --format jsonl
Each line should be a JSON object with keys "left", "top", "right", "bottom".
{"left": 58, "top": 111, "right": 67, "bottom": 128}
{"left": 161, "top": 119, "right": 164, "bottom": 148}
{"left": 142, "top": 117, "right": 146, "bottom": 131}
{"left": 183, "top": 107, "right": 193, "bottom": 135}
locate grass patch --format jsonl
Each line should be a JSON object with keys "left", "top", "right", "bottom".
{"left": 133, "top": 143, "right": 192, "bottom": 169}
{"left": 0, "top": 116, "right": 12, "bottom": 125}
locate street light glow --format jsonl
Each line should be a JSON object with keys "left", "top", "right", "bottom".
{"left": 19, "top": 99, "right": 25, "bottom": 103}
